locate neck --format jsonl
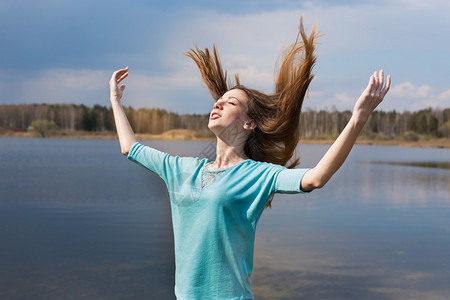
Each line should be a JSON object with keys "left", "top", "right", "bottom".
{"left": 210, "top": 136, "right": 248, "bottom": 170}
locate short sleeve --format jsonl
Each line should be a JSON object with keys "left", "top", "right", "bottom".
{"left": 127, "top": 142, "right": 204, "bottom": 185}
{"left": 127, "top": 142, "right": 172, "bottom": 181}
{"left": 274, "top": 168, "right": 311, "bottom": 194}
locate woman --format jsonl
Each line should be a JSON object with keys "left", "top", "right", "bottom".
{"left": 109, "top": 18, "right": 390, "bottom": 300}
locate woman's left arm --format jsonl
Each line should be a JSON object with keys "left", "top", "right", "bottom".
{"left": 300, "top": 70, "right": 391, "bottom": 192}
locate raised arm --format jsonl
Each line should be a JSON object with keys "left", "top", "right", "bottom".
{"left": 109, "top": 67, "right": 138, "bottom": 156}
{"left": 301, "top": 70, "right": 391, "bottom": 192}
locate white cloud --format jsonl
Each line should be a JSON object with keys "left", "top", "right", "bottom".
{"left": 386, "top": 82, "right": 450, "bottom": 111}
{"left": 438, "top": 89, "right": 450, "bottom": 100}
{"left": 167, "top": 0, "right": 450, "bottom": 58}
{"left": 301, "top": 81, "right": 450, "bottom": 112}
{"left": 159, "top": 1, "right": 450, "bottom": 112}
{"left": 124, "top": 65, "right": 204, "bottom": 109}
{"left": 390, "top": 82, "right": 432, "bottom": 99}
{"left": 334, "top": 92, "right": 354, "bottom": 105}
{"left": 308, "top": 90, "right": 325, "bottom": 98}
{"left": 1, "top": 67, "right": 199, "bottom": 110}
{"left": 18, "top": 69, "right": 110, "bottom": 103}
{"left": 229, "top": 66, "right": 273, "bottom": 91}
{"left": 3, "top": 0, "right": 450, "bottom": 114}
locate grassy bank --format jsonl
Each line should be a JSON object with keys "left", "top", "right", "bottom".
{"left": 1, "top": 129, "right": 449, "bottom": 149}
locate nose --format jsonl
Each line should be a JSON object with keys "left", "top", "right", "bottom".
{"left": 214, "top": 100, "right": 223, "bottom": 110}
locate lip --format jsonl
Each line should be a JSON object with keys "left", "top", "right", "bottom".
{"left": 210, "top": 112, "right": 221, "bottom": 120}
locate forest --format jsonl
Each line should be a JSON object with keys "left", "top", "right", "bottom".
{"left": 1, "top": 103, "right": 449, "bottom": 141}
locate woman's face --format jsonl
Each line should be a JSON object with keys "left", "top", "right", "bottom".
{"left": 208, "top": 89, "right": 254, "bottom": 135}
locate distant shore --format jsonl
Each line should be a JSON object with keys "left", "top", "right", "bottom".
{"left": 1, "top": 129, "right": 449, "bottom": 149}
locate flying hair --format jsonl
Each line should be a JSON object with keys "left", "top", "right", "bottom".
{"left": 186, "top": 16, "right": 318, "bottom": 207}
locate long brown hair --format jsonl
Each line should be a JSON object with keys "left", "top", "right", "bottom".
{"left": 186, "top": 17, "right": 318, "bottom": 206}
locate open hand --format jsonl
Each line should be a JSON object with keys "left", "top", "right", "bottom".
{"left": 353, "top": 70, "right": 391, "bottom": 123}
{"left": 109, "top": 67, "right": 129, "bottom": 101}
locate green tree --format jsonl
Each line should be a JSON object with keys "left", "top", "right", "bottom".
{"left": 417, "top": 113, "right": 428, "bottom": 134}
{"left": 28, "top": 120, "right": 60, "bottom": 138}
{"left": 428, "top": 115, "right": 438, "bottom": 136}
{"left": 80, "top": 105, "right": 95, "bottom": 131}
{"left": 407, "top": 113, "right": 418, "bottom": 132}
{"left": 438, "top": 121, "right": 450, "bottom": 139}
{"left": 370, "top": 111, "right": 379, "bottom": 133}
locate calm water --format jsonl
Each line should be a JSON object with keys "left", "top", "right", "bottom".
{"left": 0, "top": 137, "right": 449, "bottom": 299}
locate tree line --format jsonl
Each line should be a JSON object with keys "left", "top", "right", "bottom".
{"left": 1, "top": 103, "right": 449, "bottom": 139}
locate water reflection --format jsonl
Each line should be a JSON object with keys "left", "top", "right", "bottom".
{"left": 367, "top": 161, "right": 450, "bottom": 170}
{"left": 355, "top": 162, "right": 449, "bottom": 206}
{"left": 251, "top": 266, "right": 448, "bottom": 300}
{"left": 358, "top": 161, "right": 450, "bottom": 205}
{"left": 252, "top": 145, "right": 450, "bottom": 299}
{"left": 0, "top": 201, "right": 175, "bottom": 300}
{"left": 254, "top": 194, "right": 450, "bottom": 299}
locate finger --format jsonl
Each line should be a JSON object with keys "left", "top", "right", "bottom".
{"left": 370, "top": 71, "right": 378, "bottom": 92}
{"left": 376, "top": 69, "right": 384, "bottom": 94}
{"left": 115, "top": 69, "right": 127, "bottom": 78}
{"left": 119, "top": 66, "right": 129, "bottom": 75}
{"left": 366, "top": 74, "right": 375, "bottom": 92}
{"left": 117, "top": 72, "right": 128, "bottom": 83}
{"left": 382, "top": 74, "right": 391, "bottom": 97}
{"left": 114, "top": 67, "right": 129, "bottom": 78}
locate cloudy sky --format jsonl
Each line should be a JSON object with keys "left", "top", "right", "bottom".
{"left": 1, "top": 0, "right": 449, "bottom": 114}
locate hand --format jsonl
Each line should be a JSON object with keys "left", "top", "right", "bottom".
{"left": 353, "top": 69, "right": 391, "bottom": 124}
{"left": 109, "top": 67, "right": 129, "bottom": 102}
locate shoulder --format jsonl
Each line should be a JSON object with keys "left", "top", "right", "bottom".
{"left": 241, "top": 159, "right": 309, "bottom": 180}
{"left": 128, "top": 142, "right": 208, "bottom": 169}
{"left": 239, "top": 159, "right": 286, "bottom": 173}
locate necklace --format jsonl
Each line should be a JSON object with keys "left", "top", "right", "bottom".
{"left": 201, "top": 165, "right": 226, "bottom": 189}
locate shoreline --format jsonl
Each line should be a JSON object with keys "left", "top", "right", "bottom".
{"left": 1, "top": 131, "right": 449, "bottom": 149}
{"left": 300, "top": 138, "right": 450, "bottom": 149}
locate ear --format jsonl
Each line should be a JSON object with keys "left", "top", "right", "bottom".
{"left": 243, "top": 119, "right": 256, "bottom": 131}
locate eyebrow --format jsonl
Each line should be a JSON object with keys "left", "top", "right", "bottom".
{"left": 227, "top": 96, "right": 241, "bottom": 103}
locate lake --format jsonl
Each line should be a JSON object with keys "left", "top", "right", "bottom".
{"left": 0, "top": 137, "right": 449, "bottom": 299}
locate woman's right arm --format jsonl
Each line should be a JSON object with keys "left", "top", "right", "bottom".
{"left": 109, "top": 67, "right": 138, "bottom": 156}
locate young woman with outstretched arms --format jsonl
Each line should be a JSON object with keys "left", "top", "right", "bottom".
{"left": 109, "top": 18, "right": 390, "bottom": 299}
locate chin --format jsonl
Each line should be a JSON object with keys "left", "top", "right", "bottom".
{"left": 207, "top": 122, "right": 222, "bottom": 136}
{"left": 207, "top": 122, "right": 217, "bottom": 131}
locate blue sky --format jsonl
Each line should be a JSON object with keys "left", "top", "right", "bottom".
{"left": 1, "top": 0, "right": 449, "bottom": 114}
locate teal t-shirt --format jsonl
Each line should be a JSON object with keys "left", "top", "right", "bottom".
{"left": 128, "top": 142, "right": 310, "bottom": 299}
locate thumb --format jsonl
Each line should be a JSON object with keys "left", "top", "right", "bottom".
{"left": 120, "top": 84, "right": 126, "bottom": 92}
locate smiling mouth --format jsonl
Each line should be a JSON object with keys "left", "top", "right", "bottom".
{"left": 210, "top": 112, "right": 221, "bottom": 119}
